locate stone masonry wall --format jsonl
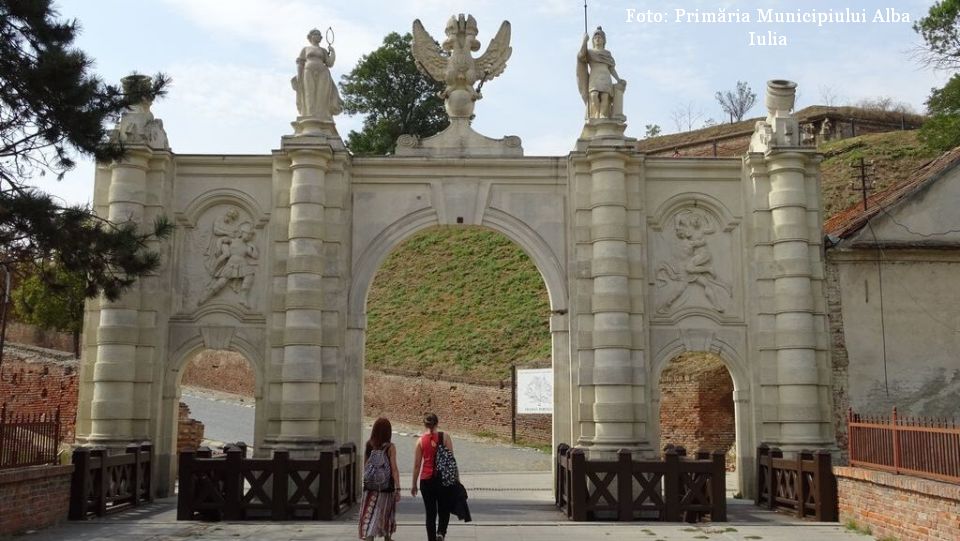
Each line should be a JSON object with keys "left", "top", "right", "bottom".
{"left": 364, "top": 369, "right": 551, "bottom": 444}
{"left": 825, "top": 259, "right": 850, "bottom": 456}
{"left": 658, "top": 354, "right": 735, "bottom": 457}
{"left": 0, "top": 465, "right": 73, "bottom": 537}
{"left": 835, "top": 466, "right": 960, "bottom": 541}
{"left": 180, "top": 350, "right": 256, "bottom": 397}
{"left": 0, "top": 345, "right": 79, "bottom": 442}
{"left": 3, "top": 322, "right": 75, "bottom": 354}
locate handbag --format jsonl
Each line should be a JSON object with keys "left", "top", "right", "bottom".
{"left": 435, "top": 431, "right": 460, "bottom": 487}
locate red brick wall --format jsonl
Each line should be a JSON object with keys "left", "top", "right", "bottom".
{"left": 0, "top": 465, "right": 73, "bottom": 536}
{"left": 0, "top": 345, "right": 79, "bottom": 442}
{"left": 364, "top": 369, "right": 551, "bottom": 444}
{"left": 177, "top": 402, "right": 205, "bottom": 453}
{"left": 835, "top": 466, "right": 960, "bottom": 541}
{"left": 658, "top": 353, "right": 735, "bottom": 456}
{"left": 180, "top": 350, "right": 256, "bottom": 397}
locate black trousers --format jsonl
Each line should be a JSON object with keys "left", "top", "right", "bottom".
{"left": 420, "top": 476, "right": 449, "bottom": 541}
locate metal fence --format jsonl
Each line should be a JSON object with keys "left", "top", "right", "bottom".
{"left": 0, "top": 404, "right": 61, "bottom": 469}
{"left": 755, "top": 445, "right": 837, "bottom": 521}
{"left": 556, "top": 444, "right": 726, "bottom": 522}
{"left": 177, "top": 442, "right": 358, "bottom": 521}
{"left": 848, "top": 407, "right": 960, "bottom": 484}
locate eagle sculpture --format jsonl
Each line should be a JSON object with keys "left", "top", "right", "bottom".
{"left": 411, "top": 14, "right": 512, "bottom": 120}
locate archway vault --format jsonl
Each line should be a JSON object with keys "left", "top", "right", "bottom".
{"left": 76, "top": 85, "right": 836, "bottom": 501}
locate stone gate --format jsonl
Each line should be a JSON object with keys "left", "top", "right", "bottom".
{"left": 75, "top": 18, "right": 835, "bottom": 498}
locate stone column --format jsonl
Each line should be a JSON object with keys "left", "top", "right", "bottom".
{"left": 586, "top": 149, "right": 634, "bottom": 449}
{"left": 87, "top": 148, "right": 150, "bottom": 447}
{"left": 768, "top": 151, "right": 822, "bottom": 444}
{"left": 274, "top": 145, "right": 332, "bottom": 451}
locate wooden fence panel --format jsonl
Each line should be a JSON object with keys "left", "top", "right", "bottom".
{"left": 177, "top": 443, "right": 358, "bottom": 521}
{"left": 755, "top": 444, "right": 837, "bottom": 522}
{"left": 555, "top": 444, "right": 726, "bottom": 522}
{"left": 68, "top": 443, "right": 153, "bottom": 520}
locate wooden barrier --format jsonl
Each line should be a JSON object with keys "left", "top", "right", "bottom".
{"left": 848, "top": 407, "right": 960, "bottom": 484}
{"left": 556, "top": 444, "right": 726, "bottom": 522}
{"left": 68, "top": 443, "right": 153, "bottom": 520}
{"left": 177, "top": 442, "right": 357, "bottom": 521}
{"left": 755, "top": 444, "right": 837, "bottom": 521}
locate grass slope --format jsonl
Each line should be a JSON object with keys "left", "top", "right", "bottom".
{"left": 365, "top": 226, "right": 550, "bottom": 380}
{"left": 365, "top": 130, "right": 935, "bottom": 380}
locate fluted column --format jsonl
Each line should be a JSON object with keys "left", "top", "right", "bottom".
{"left": 768, "top": 152, "right": 822, "bottom": 444}
{"left": 87, "top": 149, "right": 150, "bottom": 446}
{"left": 276, "top": 147, "right": 331, "bottom": 450}
{"left": 584, "top": 149, "right": 636, "bottom": 448}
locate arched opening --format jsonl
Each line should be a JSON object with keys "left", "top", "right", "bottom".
{"left": 362, "top": 225, "right": 554, "bottom": 469}
{"left": 657, "top": 352, "right": 739, "bottom": 495}
{"left": 178, "top": 350, "right": 258, "bottom": 456}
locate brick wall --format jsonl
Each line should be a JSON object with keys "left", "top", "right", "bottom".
{"left": 364, "top": 369, "right": 551, "bottom": 444}
{"left": 0, "top": 345, "right": 79, "bottom": 443}
{"left": 177, "top": 402, "right": 205, "bottom": 453}
{"left": 180, "top": 350, "right": 256, "bottom": 397}
{"left": 0, "top": 465, "right": 73, "bottom": 536}
{"left": 835, "top": 466, "right": 960, "bottom": 541}
{"left": 658, "top": 353, "right": 735, "bottom": 457}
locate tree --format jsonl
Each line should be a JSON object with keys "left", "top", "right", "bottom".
{"left": 339, "top": 32, "right": 447, "bottom": 155}
{"left": 644, "top": 124, "right": 661, "bottom": 138}
{"left": 670, "top": 102, "right": 704, "bottom": 132}
{"left": 715, "top": 81, "right": 757, "bottom": 123}
{"left": 914, "top": 0, "right": 960, "bottom": 69}
{"left": 919, "top": 74, "right": 960, "bottom": 151}
{"left": 0, "top": 0, "right": 171, "bottom": 303}
{"left": 12, "top": 266, "right": 85, "bottom": 357}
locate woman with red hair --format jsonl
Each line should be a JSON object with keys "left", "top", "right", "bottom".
{"left": 358, "top": 417, "right": 399, "bottom": 541}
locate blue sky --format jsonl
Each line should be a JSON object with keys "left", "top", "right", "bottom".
{"left": 38, "top": 0, "right": 947, "bottom": 204}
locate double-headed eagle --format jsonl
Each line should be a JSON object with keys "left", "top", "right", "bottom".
{"left": 411, "top": 14, "right": 512, "bottom": 119}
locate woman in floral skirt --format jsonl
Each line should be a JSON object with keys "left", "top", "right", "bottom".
{"left": 358, "top": 418, "right": 400, "bottom": 541}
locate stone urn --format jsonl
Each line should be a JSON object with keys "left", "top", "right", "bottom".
{"left": 765, "top": 80, "right": 797, "bottom": 116}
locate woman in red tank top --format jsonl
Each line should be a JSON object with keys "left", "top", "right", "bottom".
{"left": 411, "top": 413, "right": 453, "bottom": 541}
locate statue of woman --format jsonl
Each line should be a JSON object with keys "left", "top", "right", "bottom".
{"left": 291, "top": 28, "right": 343, "bottom": 121}
{"left": 577, "top": 26, "right": 625, "bottom": 120}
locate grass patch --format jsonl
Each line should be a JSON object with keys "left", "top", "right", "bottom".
{"left": 743, "top": 536, "right": 762, "bottom": 540}
{"left": 366, "top": 226, "right": 551, "bottom": 381}
{"left": 844, "top": 519, "right": 872, "bottom": 535}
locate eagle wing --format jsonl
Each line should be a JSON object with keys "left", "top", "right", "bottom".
{"left": 475, "top": 20, "right": 512, "bottom": 82}
{"left": 411, "top": 19, "right": 447, "bottom": 82}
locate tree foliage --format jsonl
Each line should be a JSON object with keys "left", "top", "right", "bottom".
{"left": 920, "top": 74, "right": 960, "bottom": 151}
{"left": 644, "top": 124, "right": 661, "bottom": 138}
{"left": 715, "top": 81, "right": 757, "bottom": 123}
{"left": 914, "top": 0, "right": 960, "bottom": 70}
{"left": 339, "top": 32, "right": 447, "bottom": 155}
{"left": 0, "top": 0, "right": 171, "bottom": 300}
{"left": 12, "top": 265, "right": 85, "bottom": 356}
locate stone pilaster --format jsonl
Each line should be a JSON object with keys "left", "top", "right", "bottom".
{"left": 270, "top": 143, "right": 333, "bottom": 452}
{"left": 86, "top": 149, "right": 151, "bottom": 447}
{"left": 573, "top": 121, "right": 650, "bottom": 455}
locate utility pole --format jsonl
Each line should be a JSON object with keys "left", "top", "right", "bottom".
{"left": 850, "top": 157, "right": 875, "bottom": 211}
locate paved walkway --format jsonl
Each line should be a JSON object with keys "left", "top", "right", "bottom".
{"left": 30, "top": 472, "right": 869, "bottom": 541}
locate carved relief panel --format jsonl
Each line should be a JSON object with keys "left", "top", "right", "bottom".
{"left": 175, "top": 202, "right": 266, "bottom": 315}
{"left": 648, "top": 197, "right": 742, "bottom": 323}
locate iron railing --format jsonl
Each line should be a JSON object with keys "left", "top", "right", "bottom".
{"left": 0, "top": 404, "right": 61, "bottom": 469}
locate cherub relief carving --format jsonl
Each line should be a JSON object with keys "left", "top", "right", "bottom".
{"left": 655, "top": 209, "right": 732, "bottom": 315}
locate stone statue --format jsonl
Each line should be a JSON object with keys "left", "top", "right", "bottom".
{"left": 115, "top": 74, "right": 168, "bottom": 149}
{"left": 655, "top": 209, "right": 731, "bottom": 314}
{"left": 749, "top": 80, "right": 799, "bottom": 152}
{"left": 411, "top": 14, "right": 512, "bottom": 120}
{"left": 291, "top": 28, "right": 343, "bottom": 121}
{"left": 577, "top": 26, "right": 626, "bottom": 120}
{"left": 199, "top": 220, "right": 259, "bottom": 309}
{"left": 820, "top": 117, "right": 833, "bottom": 141}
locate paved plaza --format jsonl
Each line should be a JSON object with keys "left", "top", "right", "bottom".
{"left": 25, "top": 472, "right": 869, "bottom": 541}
